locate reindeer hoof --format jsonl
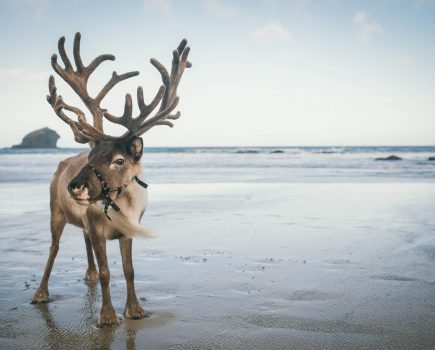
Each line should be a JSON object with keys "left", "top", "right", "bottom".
{"left": 31, "top": 289, "right": 49, "bottom": 304}
{"left": 85, "top": 268, "right": 99, "bottom": 282}
{"left": 97, "top": 308, "right": 120, "bottom": 327}
{"left": 124, "top": 302, "right": 149, "bottom": 319}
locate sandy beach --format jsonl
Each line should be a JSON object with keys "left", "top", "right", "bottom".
{"left": 1, "top": 181, "right": 434, "bottom": 349}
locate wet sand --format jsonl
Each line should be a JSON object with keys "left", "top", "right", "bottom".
{"left": 1, "top": 183, "right": 435, "bottom": 349}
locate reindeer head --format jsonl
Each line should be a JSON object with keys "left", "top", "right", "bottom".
{"left": 67, "top": 137, "right": 144, "bottom": 204}
{"left": 46, "top": 33, "right": 191, "bottom": 205}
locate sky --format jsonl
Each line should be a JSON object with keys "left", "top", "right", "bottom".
{"left": 0, "top": 0, "right": 434, "bottom": 147}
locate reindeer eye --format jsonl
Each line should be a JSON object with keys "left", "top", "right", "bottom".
{"left": 114, "top": 159, "right": 125, "bottom": 166}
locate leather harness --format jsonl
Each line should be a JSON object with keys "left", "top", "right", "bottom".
{"left": 85, "top": 165, "right": 148, "bottom": 221}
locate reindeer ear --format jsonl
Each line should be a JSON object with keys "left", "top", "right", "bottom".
{"left": 127, "top": 136, "right": 143, "bottom": 162}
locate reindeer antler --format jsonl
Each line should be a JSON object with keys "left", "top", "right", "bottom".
{"left": 104, "top": 39, "right": 192, "bottom": 137}
{"left": 47, "top": 32, "right": 191, "bottom": 144}
{"left": 47, "top": 75, "right": 116, "bottom": 143}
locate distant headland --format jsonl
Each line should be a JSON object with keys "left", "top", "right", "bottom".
{"left": 12, "top": 127, "right": 60, "bottom": 149}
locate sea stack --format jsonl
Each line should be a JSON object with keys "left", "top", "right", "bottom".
{"left": 12, "top": 127, "right": 60, "bottom": 149}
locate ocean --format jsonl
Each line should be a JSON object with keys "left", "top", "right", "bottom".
{"left": 0, "top": 146, "right": 434, "bottom": 184}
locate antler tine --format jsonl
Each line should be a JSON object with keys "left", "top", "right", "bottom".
{"left": 136, "top": 85, "right": 166, "bottom": 121}
{"left": 47, "top": 75, "right": 95, "bottom": 144}
{"left": 75, "top": 116, "right": 117, "bottom": 141}
{"left": 137, "top": 85, "right": 166, "bottom": 114}
{"left": 68, "top": 120, "right": 95, "bottom": 144}
{"left": 73, "top": 32, "right": 85, "bottom": 73}
{"left": 104, "top": 93, "right": 133, "bottom": 125}
{"left": 57, "top": 36, "right": 73, "bottom": 71}
{"left": 51, "top": 54, "right": 67, "bottom": 83}
{"left": 133, "top": 96, "right": 180, "bottom": 136}
{"left": 102, "top": 83, "right": 167, "bottom": 137}
{"left": 72, "top": 32, "right": 119, "bottom": 82}
{"left": 85, "top": 54, "right": 115, "bottom": 80}
{"left": 172, "top": 46, "right": 191, "bottom": 91}
{"left": 151, "top": 58, "right": 170, "bottom": 111}
{"left": 96, "top": 71, "right": 140, "bottom": 104}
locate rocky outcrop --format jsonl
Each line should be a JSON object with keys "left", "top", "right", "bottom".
{"left": 428, "top": 157, "right": 435, "bottom": 161}
{"left": 375, "top": 155, "right": 402, "bottom": 161}
{"left": 236, "top": 150, "right": 259, "bottom": 154}
{"left": 12, "top": 127, "right": 60, "bottom": 148}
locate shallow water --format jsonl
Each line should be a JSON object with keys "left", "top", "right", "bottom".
{"left": 1, "top": 182, "right": 435, "bottom": 349}
{"left": 1, "top": 146, "right": 435, "bottom": 184}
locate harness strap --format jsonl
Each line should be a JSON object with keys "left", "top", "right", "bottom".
{"left": 85, "top": 165, "right": 148, "bottom": 221}
{"left": 134, "top": 176, "right": 148, "bottom": 188}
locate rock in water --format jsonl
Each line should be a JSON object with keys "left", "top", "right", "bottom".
{"left": 375, "top": 155, "right": 402, "bottom": 161}
{"left": 428, "top": 156, "right": 435, "bottom": 161}
{"left": 12, "top": 127, "right": 60, "bottom": 148}
{"left": 236, "top": 150, "right": 259, "bottom": 154}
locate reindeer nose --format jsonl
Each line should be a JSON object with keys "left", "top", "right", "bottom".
{"left": 67, "top": 182, "right": 77, "bottom": 192}
{"left": 68, "top": 182, "right": 88, "bottom": 194}
{"left": 67, "top": 181, "right": 90, "bottom": 201}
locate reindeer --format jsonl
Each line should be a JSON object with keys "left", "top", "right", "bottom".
{"left": 31, "top": 33, "right": 191, "bottom": 327}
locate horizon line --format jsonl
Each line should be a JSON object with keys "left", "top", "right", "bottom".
{"left": 3, "top": 144, "right": 435, "bottom": 150}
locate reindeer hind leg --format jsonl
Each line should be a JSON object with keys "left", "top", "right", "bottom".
{"left": 119, "top": 237, "right": 147, "bottom": 319}
{"left": 90, "top": 231, "right": 119, "bottom": 326}
{"left": 83, "top": 230, "right": 99, "bottom": 282}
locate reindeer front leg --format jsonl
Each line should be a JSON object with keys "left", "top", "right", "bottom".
{"left": 89, "top": 231, "right": 119, "bottom": 327}
{"left": 119, "top": 237, "right": 148, "bottom": 319}
{"left": 32, "top": 205, "right": 66, "bottom": 303}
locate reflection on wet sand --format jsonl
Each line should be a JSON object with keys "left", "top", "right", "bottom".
{"left": 82, "top": 281, "right": 98, "bottom": 322}
{"left": 31, "top": 281, "right": 177, "bottom": 349}
{"left": 33, "top": 283, "right": 116, "bottom": 350}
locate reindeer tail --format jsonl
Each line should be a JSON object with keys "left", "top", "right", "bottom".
{"left": 108, "top": 209, "right": 155, "bottom": 239}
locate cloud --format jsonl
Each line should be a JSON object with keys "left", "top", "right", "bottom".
{"left": 252, "top": 22, "right": 292, "bottom": 43}
{"left": 200, "top": 0, "right": 237, "bottom": 18}
{"left": 144, "top": 0, "right": 171, "bottom": 12}
{"left": 0, "top": 0, "right": 48, "bottom": 8}
{"left": 352, "top": 10, "right": 383, "bottom": 42}
{"left": 0, "top": 68, "right": 47, "bottom": 81}
{"left": 0, "top": 0, "right": 49, "bottom": 16}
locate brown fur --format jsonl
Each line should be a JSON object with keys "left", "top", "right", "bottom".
{"left": 32, "top": 140, "right": 151, "bottom": 326}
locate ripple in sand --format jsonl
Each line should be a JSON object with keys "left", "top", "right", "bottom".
{"left": 370, "top": 274, "right": 419, "bottom": 282}
{"left": 285, "top": 290, "right": 338, "bottom": 301}
{"left": 324, "top": 259, "right": 351, "bottom": 265}
{"left": 246, "top": 314, "right": 384, "bottom": 334}
{"left": 322, "top": 259, "right": 351, "bottom": 271}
